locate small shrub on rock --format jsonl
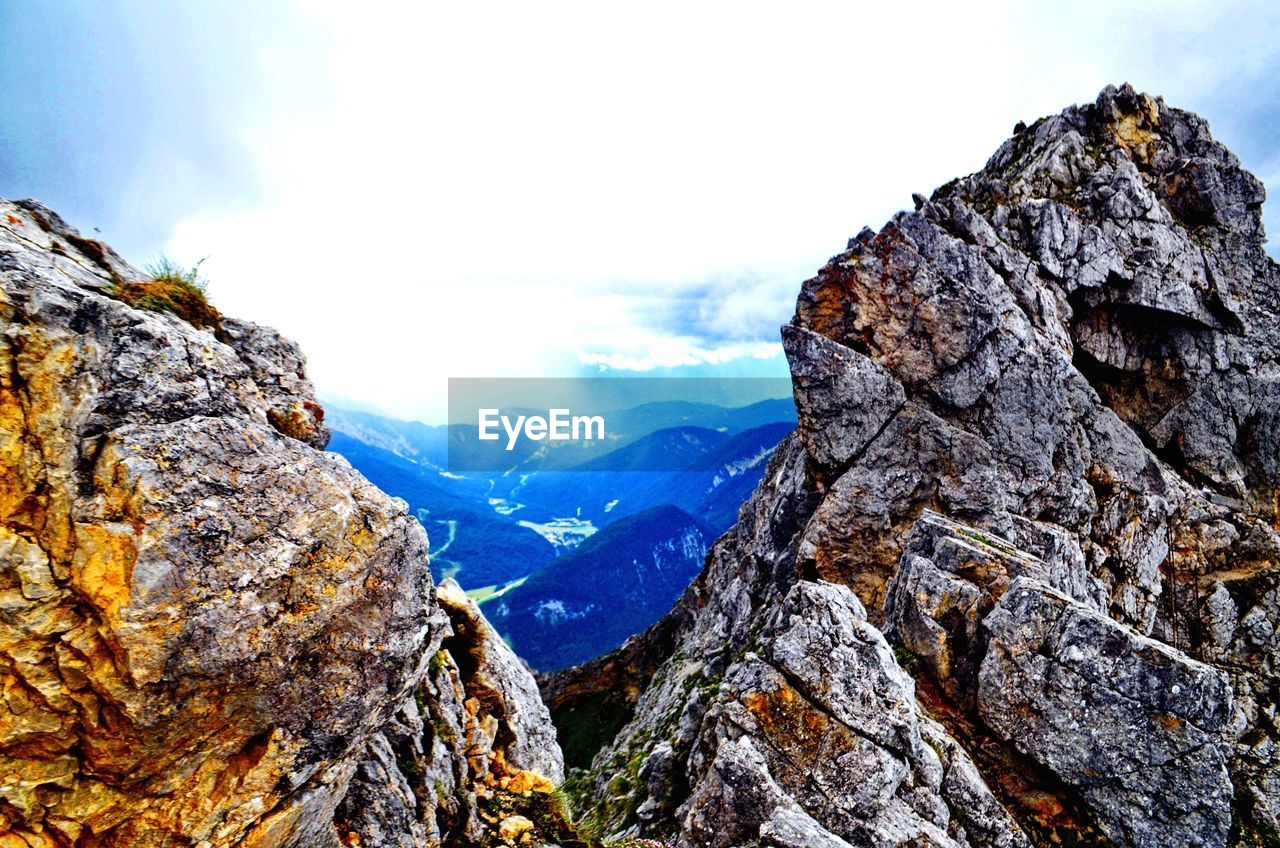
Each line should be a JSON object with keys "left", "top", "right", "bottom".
{"left": 112, "top": 257, "right": 220, "bottom": 328}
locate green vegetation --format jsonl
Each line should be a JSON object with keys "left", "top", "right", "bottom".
{"left": 562, "top": 664, "right": 708, "bottom": 840}
{"left": 893, "top": 645, "right": 923, "bottom": 675}
{"left": 957, "top": 526, "right": 1018, "bottom": 556}
{"left": 1230, "top": 795, "right": 1280, "bottom": 848}
{"left": 552, "top": 689, "right": 638, "bottom": 770}
{"left": 111, "top": 257, "right": 219, "bottom": 328}
{"left": 465, "top": 584, "right": 498, "bottom": 601}
{"left": 475, "top": 781, "right": 672, "bottom": 848}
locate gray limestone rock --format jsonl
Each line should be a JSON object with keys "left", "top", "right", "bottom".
{"left": 979, "top": 578, "right": 1235, "bottom": 848}
{"left": 782, "top": 323, "right": 905, "bottom": 470}
{"left": 678, "top": 581, "right": 1028, "bottom": 848}
{"left": 559, "top": 85, "right": 1280, "bottom": 848}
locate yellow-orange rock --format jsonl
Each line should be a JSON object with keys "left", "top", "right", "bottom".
{"left": 0, "top": 199, "right": 437, "bottom": 847}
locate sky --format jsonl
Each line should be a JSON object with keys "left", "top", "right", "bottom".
{"left": 2, "top": 1, "right": 1279, "bottom": 422}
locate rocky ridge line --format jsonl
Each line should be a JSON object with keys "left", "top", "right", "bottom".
{"left": 548, "top": 84, "right": 1280, "bottom": 848}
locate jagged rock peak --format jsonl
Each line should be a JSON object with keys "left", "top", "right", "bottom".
{"left": 0, "top": 199, "right": 564, "bottom": 846}
{"left": 550, "top": 85, "right": 1280, "bottom": 848}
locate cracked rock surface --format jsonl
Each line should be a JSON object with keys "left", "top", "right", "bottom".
{"left": 0, "top": 200, "right": 563, "bottom": 847}
{"left": 547, "top": 85, "right": 1280, "bottom": 848}
{"left": 979, "top": 577, "right": 1235, "bottom": 848}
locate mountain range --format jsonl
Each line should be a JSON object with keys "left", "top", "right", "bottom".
{"left": 325, "top": 398, "right": 795, "bottom": 665}
{"left": 486, "top": 505, "right": 710, "bottom": 671}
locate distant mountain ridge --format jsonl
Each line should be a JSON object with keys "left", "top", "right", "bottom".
{"left": 485, "top": 505, "right": 710, "bottom": 671}
{"left": 327, "top": 399, "right": 794, "bottom": 558}
{"left": 326, "top": 405, "right": 449, "bottom": 465}
{"left": 327, "top": 396, "right": 796, "bottom": 473}
{"left": 514, "top": 421, "right": 795, "bottom": 527}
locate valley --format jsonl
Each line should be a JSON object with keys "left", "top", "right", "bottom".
{"left": 325, "top": 397, "right": 796, "bottom": 668}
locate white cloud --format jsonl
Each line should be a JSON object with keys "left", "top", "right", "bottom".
{"left": 578, "top": 341, "right": 783, "bottom": 372}
{"left": 162, "top": 0, "right": 1280, "bottom": 421}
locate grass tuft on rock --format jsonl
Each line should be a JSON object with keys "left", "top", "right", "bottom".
{"left": 111, "top": 257, "right": 220, "bottom": 328}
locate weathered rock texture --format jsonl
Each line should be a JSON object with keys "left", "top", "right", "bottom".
{"left": 549, "top": 85, "right": 1280, "bottom": 848}
{"left": 336, "top": 580, "right": 565, "bottom": 847}
{"left": 979, "top": 578, "right": 1235, "bottom": 848}
{"left": 0, "top": 200, "right": 562, "bottom": 846}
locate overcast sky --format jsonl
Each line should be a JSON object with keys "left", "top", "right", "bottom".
{"left": 3, "top": 1, "right": 1279, "bottom": 421}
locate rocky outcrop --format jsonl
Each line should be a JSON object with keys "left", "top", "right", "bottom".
{"left": 979, "top": 578, "right": 1235, "bottom": 848}
{"left": 883, "top": 511, "right": 1050, "bottom": 710}
{"left": 0, "top": 200, "right": 562, "bottom": 846}
{"left": 337, "top": 581, "right": 564, "bottom": 846}
{"left": 682, "top": 580, "right": 1029, "bottom": 848}
{"left": 552, "top": 85, "right": 1280, "bottom": 848}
